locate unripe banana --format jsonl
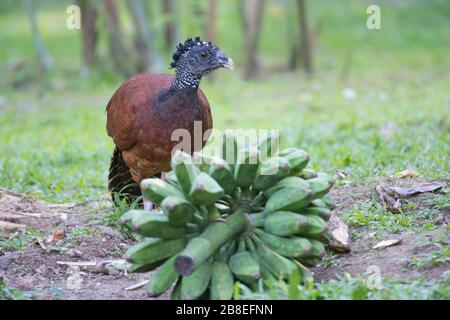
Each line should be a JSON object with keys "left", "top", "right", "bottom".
{"left": 253, "top": 229, "right": 312, "bottom": 258}
{"left": 189, "top": 172, "right": 225, "bottom": 206}
{"left": 125, "top": 238, "right": 186, "bottom": 265}
{"left": 263, "top": 176, "right": 310, "bottom": 198}
{"left": 208, "top": 158, "right": 236, "bottom": 195}
{"left": 228, "top": 251, "right": 261, "bottom": 285}
{"left": 258, "top": 131, "right": 280, "bottom": 161}
{"left": 131, "top": 212, "right": 188, "bottom": 238}
{"left": 210, "top": 260, "right": 234, "bottom": 300}
{"left": 234, "top": 146, "right": 259, "bottom": 188}
{"left": 253, "top": 156, "right": 291, "bottom": 191}
{"left": 284, "top": 149, "right": 310, "bottom": 175}
{"left": 297, "top": 239, "right": 326, "bottom": 266}
{"left": 295, "top": 214, "right": 328, "bottom": 237}
{"left": 309, "top": 239, "right": 326, "bottom": 259}
{"left": 308, "top": 173, "right": 334, "bottom": 198}
{"left": 298, "top": 169, "right": 318, "bottom": 180}
{"left": 265, "top": 186, "right": 314, "bottom": 213}
{"left": 164, "top": 171, "right": 180, "bottom": 189}
{"left": 320, "top": 194, "right": 336, "bottom": 210}
{"left": 141, "top": 178, "right": 183, "bottom": 205}
{"left": 171, "top": 278, "right": 182, "bottom": 300}
{"left": 161, "top": 196, "right": 196, "bottom": 226}
{"left": 256, "top": 244, "right": 298, "bottom": 280}
{"left": 264, "top": 211, "right": 310, "bottom": 236}
{"left": 171, "top": 150, "right": 201, "bottom": 197}
{"left": 181, "top": 258, "right": 213, "bottom": 300}
{"left": 277, "top": 147, "right": 297, "bottom": 157}
{"left": 302, "top": 206, "right": 332, "bottom": 221}
{"left": 145, "top": 255, "right": 179, "bottom": 297}
{"left": 192, "top": 151, "right": 214, "bottom": 172}
{"left": 119, "top": 209, "right": 149, "bottom": 228}
{"left": 127, "top": 260, "right": 165, "bottom": 273}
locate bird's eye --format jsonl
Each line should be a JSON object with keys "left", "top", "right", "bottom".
{"left": 200, "top": 51, "right": 208, "bottom": 59}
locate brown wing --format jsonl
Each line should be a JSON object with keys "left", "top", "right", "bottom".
{"left": 106, "top": 73, "right": 213, "bottom": 183}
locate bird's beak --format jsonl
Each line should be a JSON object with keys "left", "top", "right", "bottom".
{"left": 217, "top": 51, "right": 235, "bottom": 70}
{"left": 222, "top": 57, "right": 235, "bottom": 70}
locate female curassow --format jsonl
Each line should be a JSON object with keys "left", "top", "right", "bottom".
{"left": 106, "top": 37, "right": 234, "bottom": 209}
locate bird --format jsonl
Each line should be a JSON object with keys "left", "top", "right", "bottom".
{"left": 106, "top": 37, "right": 234, "bottom": 209}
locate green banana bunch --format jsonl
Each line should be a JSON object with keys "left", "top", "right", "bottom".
{"left": 120, "top": 135, "right": 335, "bottom": 300}
{"left": 234, "top": 146, "right": 259, "bottom": 189}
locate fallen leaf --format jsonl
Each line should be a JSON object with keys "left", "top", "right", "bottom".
{"left": 393, "top": 168, "right": 420, "bottom": 178}
{"left": 388, "top": 182, "right": 443, "bottom": 197}
{"left": 328, "top": 216, "right": 351, "bottom": 253}
{"left": 373, "top": 239, "right": 401, "bottom": 250}
{"left": 53, "top": 229, "right": 65, "bottom": 241}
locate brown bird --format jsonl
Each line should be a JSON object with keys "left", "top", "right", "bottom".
{"left": 106, "top": 37, "right": 234, "bottom": 209}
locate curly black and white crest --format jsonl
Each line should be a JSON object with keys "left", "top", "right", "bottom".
{"left": 170, "top": 36, "right": 218, "bottom": 68}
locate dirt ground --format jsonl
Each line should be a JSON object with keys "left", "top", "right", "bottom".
{"left": 0, "top": 179, "right": 448, "bottom": 300}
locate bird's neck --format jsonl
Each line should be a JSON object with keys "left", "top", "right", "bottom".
{"left": 170, "top": 67, "right": 201, "bottom": 91}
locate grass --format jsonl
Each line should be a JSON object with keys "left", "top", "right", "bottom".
{"left": 341, "top": 197, "right": 447, "bottom": 234}
{"left": 0, "top": 0, "right": 448, "bottom": 204}
{"left": 0, "top": 278, "right": 32, "bottom": 300}
{"left": 0, "top": 0, "right": 449, "bottom": 300}
{"left": 0, "top": 229, "right": 44, "bottom": 251}
{"left": 410, "top": 246, "right": 450, "bottom": 270}
{"left": 237, "top": 273, "right": 450, "bottom": 300}
{"left": 66, "top": 226, "right": 102, "bottom": 244}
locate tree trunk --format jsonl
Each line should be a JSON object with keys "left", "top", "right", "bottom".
{"left": 243, "top": 0, "right": 264, "bottom": 79}
{"left": 205, "top": 0, "right": 217, "bottom": 43}
{"left": 127, "top": 0, "right": 162, "bottom": 71}
{"left": 23, "top": 0, "right": 53, "bottom": 73}
{"left": 77, "top": 0, "right": 97, "bottom": 72}
{"left": 284, "top": 0, "right": 299, "bottom": 71}
{"left": 102, "top": 0, "right": 133, "bottom": 77}
{"left": 162, "top": 0, "right": 179, "bottom": 51}
{"left": 297, "top": 0, "right": 313, "bottom": 74}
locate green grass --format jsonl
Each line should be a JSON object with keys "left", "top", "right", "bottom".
{"left": 237, "top": 273, "right": 450, "bottom": 300}
{"left": 410, "top": 246, "right": 450, "bottom": 270}
{"left": 0, "top": 0, "right": 449, "bottom": 203}
{"left": 0, "top": 278, "right": 33, "bottom": 300}
{"left": 0, "top": 229, "right": 44, "bottom": 251}
{"left": 342, "top": 196, "right": 448, "bottom": 234}
{"left": 66, "top": 226, "right": 102, "bottom": 243}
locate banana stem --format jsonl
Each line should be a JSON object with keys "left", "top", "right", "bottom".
{"left": 174, "top": 206, "right": 251, "bottom": 276}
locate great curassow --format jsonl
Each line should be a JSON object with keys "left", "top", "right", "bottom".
{"left": 106, "top": 37, "right": 234, "bottom": 209}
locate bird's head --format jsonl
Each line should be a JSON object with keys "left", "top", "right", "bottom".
{"left": 170, "top": 37, "right": 234, "bottom": 81}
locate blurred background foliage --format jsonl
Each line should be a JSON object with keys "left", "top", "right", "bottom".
{"left": 0, "top": 0, "right": 449, "bottom": 202}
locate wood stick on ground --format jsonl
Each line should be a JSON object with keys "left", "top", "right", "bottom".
{"left": 125, "top": 280, "right": 149, "bottom": 291}
{"left": 0, "top": 220, "right": 26, "bottom": 231}
{"left": 56, "top": 261, "right": 97, "bottom": 267}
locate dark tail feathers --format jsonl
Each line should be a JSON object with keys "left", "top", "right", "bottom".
{"left": 108, "top": 146, "right": 142, "bottom": 205}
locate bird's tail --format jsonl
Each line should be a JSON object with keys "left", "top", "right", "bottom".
{"left": 108, "top": 146, "right": 142, "bottom": 206}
